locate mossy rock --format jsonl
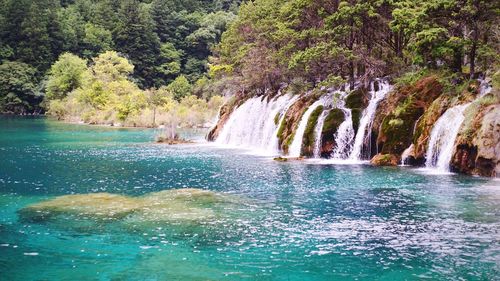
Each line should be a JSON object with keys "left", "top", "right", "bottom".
{"left": 277, "top": 96, "right": 316, "bottom": 154}
{"left": 379, "top": 96, "right": 424, "bottom": 155}
{"left": 376, "top": 76, "right": 444, "bottom": 156}
{"left": 273, "top": 157, "right": 288, "bottom": 162}
{"left": 351, "top": 108, "right": 362, "bottom": 133}
{"left": 319, "top": 109, "right": 345, "bottom": 157}
{"left": 345, "top": 88, "right": 368, "bottom": 109}
{"left": 301, "top": 106, "right": 324, "bottom": 157}
{"left": 371, "top": 153, "right": 399, "bottom": 166}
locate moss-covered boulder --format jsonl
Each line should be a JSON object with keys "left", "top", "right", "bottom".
{"left": 301, "top": 105, "right": 324, "bottom": 157}
{"left": 375, "top": 76, "right": 443, "bottom": 157}
{"left": 277, "top": 94, "right": 317, "bottom": 154}
{"left": 371, "top": 153, "right": 399, "bottom": 166}
{"left": 345, "top": 88, "right": 368, "bottom": 109}
{"left": 319, "top": 109, "right": 345, "bottom": 157}
{"left": 345, "top": 88, "right": 369, "bottom": 134}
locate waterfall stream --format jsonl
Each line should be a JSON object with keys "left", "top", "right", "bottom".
{"left": 313, "top": 110, "right": 329, "bottom": 158}
{"left": 288, "top": 99, "right": 324, "bottom": 157}
{"left": 215, "top": 94, "right": 294, "bottom": 155}
{"left": 425, "top": 103, "right": 469, "bottom": 172}
{"left": 425, "top": 80, "right": 493, "bottom": 172}
{"left": 330, "top": 89, "right": 355, "bottom": 159}
{"left": 330, "top": 79, "right": 391, "bottom": 161}
{"left": 349, "top": 80, "right": 392, "bottom": 160}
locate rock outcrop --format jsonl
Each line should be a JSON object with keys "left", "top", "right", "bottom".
{"left": 452, "top": 91, "right": 500, "bottom": 176}
{"left": 373, "top": 76, "right": 443, "bottom": 163}
{"left": 277, "top": 93, "right": 317, "bottom": 154}
{"left": 207, "top": 94, "right": 247, "bottom": 141}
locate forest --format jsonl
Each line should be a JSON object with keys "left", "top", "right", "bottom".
{"left": 212, "top": 0, "right": 498, "bottom": 94}
{"left": 0, "top": 0, "right": 239, "bottom": 126}
{"left": 0, "top": 0, "right": 498, "bottom": 123}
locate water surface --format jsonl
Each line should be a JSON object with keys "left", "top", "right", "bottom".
{"left": 0, "top": 116, "right": 499, "bottom": 280}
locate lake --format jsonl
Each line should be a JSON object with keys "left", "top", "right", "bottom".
{"left": 0, "top": 116, "right": 498, "bottom": 280}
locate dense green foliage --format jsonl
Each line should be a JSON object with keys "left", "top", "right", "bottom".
{"left": 0, "top": 0, "right": 239, "bottom": 113}
{"left": 0, "top": 0, "right": 498, "bottom": 115}
{"left": 0, "top": 61, "right": 40, "bottom": 113}
{"left": 46, "top": 51, "right": 223, "bottom": 127}
{"left": 212, "top": 0, "right": 499, "bottom": 93}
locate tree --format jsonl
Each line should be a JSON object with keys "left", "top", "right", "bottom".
{"left": 0, "top": 61, "right": 39, "bottom": 113}
{"left": 46, "top": 53, "right": 87, "bottom": 101}
{"left": 82, "top": 23, "right": 113, "bottom": 58}
{"left": 57, "top": 5, "right": 85, "bottom": 54}
{"left": 115, "top": 0, "right": 161, "bottom": 88}
{"left": 166, "top": 75, "right": 192, "bottom": 101}
{"left": 156, "top": 43, "right": 183, "bottom": 84}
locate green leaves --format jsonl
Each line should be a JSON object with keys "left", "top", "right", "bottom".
{"left": 0, "top": 61, "right": 39, "bottom": 113}
{"left": 46, "top": 53, "right": 87, "bottom": 101}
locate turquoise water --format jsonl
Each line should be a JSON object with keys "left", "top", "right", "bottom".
{"left": 0, "top": 116, "right": 499, "bottom": 280}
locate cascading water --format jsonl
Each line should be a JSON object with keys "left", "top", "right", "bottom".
{"left": 425, "top": 104, "right": 469, "bottom": 172}
{"left": 313, "top": 110, "right": 329, "bottom": 158}
{"left": 288, "top": 99, "right": 324, "bottom": 157}
{"left": 268, "top": 95, "right": 300, "bottom": 153}
{"left": 331, "top": 90, "right": 355, "bottom": 159}
{"left": 349, "top": 80, "right": 392, "bottom": 160}
{"left": 425, "top": 79, "right": 492, "bottom": 172}
{"left": 215, "top": 94, "right": 294, "bottom": 154}
{"left": 329, "top": 80, "right": 391, "bottom": 161}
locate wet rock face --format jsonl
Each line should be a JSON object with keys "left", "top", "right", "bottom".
{"left": 412, "top": 95, "right": 452, "bottom": 161}
{"left": 453, "top": 103, "right": 500, "bottom": 176}
{"left": 277, "top": 95, "right": 316, "bottom": 154}
{"left": 207, "top": 95, "right": 247, "bottom": 141}
{"left": 320, "top": 109, "right": 345, "bottom": 157}
{"left": 374, "top": 76, "right": 443, "bottom": 157}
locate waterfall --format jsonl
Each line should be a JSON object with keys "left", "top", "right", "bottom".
{"left": 215, "top": 94, "right": 294, "bottom": 154}
{"left": 425, "top": 79, "right": 493, "bottom": 172}
{"left": 425, "top": 103, "right": 469, "bottom": 172}
{"left": 349, "top": 80, "right": 392, "bottom": 160}
{"left": 401, "top": 144, "right": 414, "bottom": 166}
{"left": 331, "top": 90, "right": 355, "bottom": 159}
{"left": 288, "top": 99, "right": 324, "bottom": 157}
{"left": 268, "top": 95, "right": 300, "bottom": 153}
{"left": 313, "top": 110, "right": 329, "bottom": 158}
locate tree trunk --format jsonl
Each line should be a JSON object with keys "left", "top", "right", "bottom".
{"left": 152, "top": 107, "right": 156, "bottom": 127}
{"left": 469, "top": 27, "right": 478, "bottom": 79}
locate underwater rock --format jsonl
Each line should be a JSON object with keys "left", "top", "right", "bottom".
{"left": 19, "top": 193, "right": 141, "bottom": 221}
{"left": 371, "top": 153, "right": 399, "bottom": 166}
{"left": 19, "top": 188, "right": 243, "bottom": 224}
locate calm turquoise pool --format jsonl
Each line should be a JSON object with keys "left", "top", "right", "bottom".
{"left": 0, "top": 116, "right": 499, "bottom": 280}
